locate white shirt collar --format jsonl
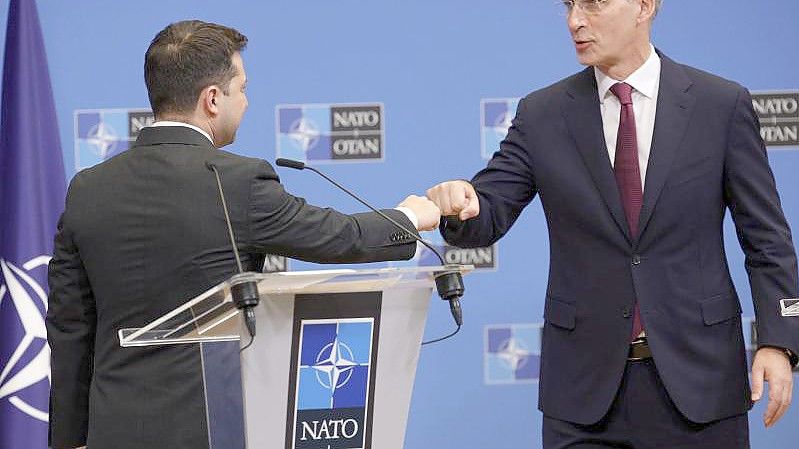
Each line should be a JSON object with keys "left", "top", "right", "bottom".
{"left": 150, "top": 121, "right": 214, "bottom": 145}
{"left": 595, "top": 44, "right": 661, "bottom": 103}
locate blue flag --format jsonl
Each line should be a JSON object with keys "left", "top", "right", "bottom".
{"left": 0, "top": 0, "right": 66, "bottom": 447}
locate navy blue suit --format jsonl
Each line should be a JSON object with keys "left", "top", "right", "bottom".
{"left": 442, "top": 53, "right": 799, "bottom": 426}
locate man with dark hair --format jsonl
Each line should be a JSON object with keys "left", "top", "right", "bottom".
{"left": 46, "top": 20, "right": 440, "bottom": 449}
{"left": 426, "top": 0, "right": 797, "bottom": 448}
{"left": 144, "top": 20, "right": 249, "bottom": 121}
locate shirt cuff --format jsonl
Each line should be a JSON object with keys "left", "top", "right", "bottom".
{"left": 394, "top": 207, "right": 418, "bottom": 230}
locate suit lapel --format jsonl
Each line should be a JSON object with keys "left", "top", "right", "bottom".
{"left": 562, "top": 68, "right": 632, "bottom": 244}
{"left": 637, "top": 54, "right": 696, "bottom": 240}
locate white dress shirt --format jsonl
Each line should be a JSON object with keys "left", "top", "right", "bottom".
{"left": 595, "top": 44, "right": 661, "bottom": 190}
{"left": 150, "top": 120, "right": 214, "bottom": 144}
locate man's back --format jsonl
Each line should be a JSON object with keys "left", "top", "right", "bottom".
{"left": 47, "top": 126, "right": 420, "bottom": 448}
{"left": 51, "top": 128, "right": 263, "bottom": 448}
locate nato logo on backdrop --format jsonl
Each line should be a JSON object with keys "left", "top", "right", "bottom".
{"left": 481, "top": 98, "right": 519, "bottom": 160}
{"left": 389, "top": 231, "right": 498, "bottom": 271}
{"left": 74, "top": 109, "right": 154, "bottom": 171}
{"left": 484, "top": 323, "right": 542, "bottom": 385}
{"left": 291, "top": 318, "right": 375, "bottom": 449}
{"left": 417, "top": 242, "right": 498, "bottom": 271}
{"left": 751, "top": 91, "right": 799, "bottom": 147}
{"left": 276, "top": 103, "right": 384, "bottom": 163}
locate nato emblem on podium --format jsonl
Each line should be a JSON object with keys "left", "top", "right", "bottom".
{"left": 286, "top": 292, "right": 382, "bottom": 449}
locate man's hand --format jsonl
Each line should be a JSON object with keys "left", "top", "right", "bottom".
{"left": 751, "top": 347, "right": 794, "bottom": 427}
{"left": 397, "top": 195, "right": 442, "bottom": 231}
{"left": 425, "top": 180, "right": 480, "bottom": 221}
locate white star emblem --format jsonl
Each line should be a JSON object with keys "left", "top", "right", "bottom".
{"left": 287, "top": 118, "right": 320, "bottom": 152}
{"left": 0, "top": 257, "right": 52, "bottom": 422}
{"left": 497, "top": 337, "right": 531, "bottom": 371}
{"left": 86, "top": 121, "right": 119, "bottom": 159}
{"left": 312, "top": 337, "right": 358, "bottom": 394}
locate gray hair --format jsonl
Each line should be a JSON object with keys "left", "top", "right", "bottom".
{"left": 626, "top": 0, "right": 662, "bottom": 18}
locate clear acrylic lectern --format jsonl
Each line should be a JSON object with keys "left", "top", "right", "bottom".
{"left": 119, "top": 265, "right": 472, "bottom": 449}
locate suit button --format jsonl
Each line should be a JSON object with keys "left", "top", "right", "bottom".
{"left": 632, "top": 255, "right": 641, "bottom": 265}
{"left": 622, "top": 307, "right": 632, "bottom": 318}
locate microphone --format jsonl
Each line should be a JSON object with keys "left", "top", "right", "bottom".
{"left": 275, "top": 158, "right": 305, "bottom": 170}
{"left": 274, "top": 158, "right": 465, "bottom": 327}
{"left": 205, "top": 161, "right": 260, "bottom": 342}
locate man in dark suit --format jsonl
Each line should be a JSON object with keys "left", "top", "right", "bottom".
{"left": 46, "top": 20, "right": 441, "bottom": 449}
{"left": 426, "top": 0, "right": 798, "bottom": 447}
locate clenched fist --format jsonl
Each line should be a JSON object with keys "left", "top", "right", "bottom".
{"left": 397, "top": 195, "right": 442, "bottom": 231}
{"left": 426, "top": 180, "right": 480, "bottom": 221}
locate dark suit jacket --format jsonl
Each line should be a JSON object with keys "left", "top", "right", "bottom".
{"left": 46, "top": 126, "right": 417, "bottom": 449}
{"left": 442, "top": 53, "right": 799, "bottom": 424}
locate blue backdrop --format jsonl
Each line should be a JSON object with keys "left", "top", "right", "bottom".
{"left": 1, "top": 1, "right": 797, "bottom": 447}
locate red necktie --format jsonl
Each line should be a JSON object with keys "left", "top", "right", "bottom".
{"left": 610, "top": 82, "right": 644, "bottom": 340}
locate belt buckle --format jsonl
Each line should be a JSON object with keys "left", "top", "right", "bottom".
{"left": 627, "top": 337, "right": 650, "bottom": 361}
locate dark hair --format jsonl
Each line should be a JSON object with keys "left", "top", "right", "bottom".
{"left": 144, "top": 20, "right": 247, "bottom": 116}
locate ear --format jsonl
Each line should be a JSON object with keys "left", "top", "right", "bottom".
{"left": 199, "top": 85, "right": 222, "bottom": 118}
{"left": 637, "top": 0, "right": 657, "bottom": 23}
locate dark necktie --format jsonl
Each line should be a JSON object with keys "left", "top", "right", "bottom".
{"left": 610, "top": 82, "right": 644, "bottom": 340}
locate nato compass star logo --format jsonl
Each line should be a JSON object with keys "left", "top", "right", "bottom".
{"left": 0, "top": 257, "right": 51, "bottom": 422}
{"left": 86, "top": 121, "right": 119, "bottom": 159}
{"left": 496, "top": 337, "right": 531, "bottom": 372}
{"left": 484, "top": 323, "right": 542, "bottom": 385}
{"left": 288, "top": 118, "right": 320, "bottom": 153}
{"left": 276, "top": 105, "right": 332, "bottom": 162}
{"left": 74, "top": 108, "right": 153, "bottom": 171}
{"left": 311, "top": 337, "right": 360, "bottom": 394}
{"left": 292, "top": 319, "right": 374, "bottom": 449}
{"left": 296, "top": 320, "right": 373, "bottom": 409}
{"left": 276, "top": 103, "right": 384, "bottom": 164}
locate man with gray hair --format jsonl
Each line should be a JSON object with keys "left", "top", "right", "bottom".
{"left": 426, "top": 0, "right": 797, "bottom": 447}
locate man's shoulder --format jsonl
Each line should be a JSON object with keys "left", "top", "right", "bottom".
{"left": 212, "top": 148, "right": 265, "bottom": 166}
{"left": 511, "top": 68, "right": 593, "bottom": 118}
{"left": 657, "top": 56, "right": 751, "bottom": 116}
{"left": 70, "top": 146, "right": 272, "bottom": 196}
{"left": 523, "top": 69, "right": 588, "bottom": 103}
{"left": 69, "top": 151, "right": 133, "bottom": 190}
{"left": 518, "top": 58, "right": 748, "bottom": 103}
{"left": 670, "top": 59, "right": 745, "bottom": 95}
{"left": 210, "top": 149, "right": 274, "bottom": 174}
{"left": 644, "top": 52, "right": 747, "bottom": 106}
{"left": 204, "top": 150, "right": 281, "bottom": 188}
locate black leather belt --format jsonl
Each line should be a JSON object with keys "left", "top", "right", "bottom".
{"left": 628, "top": 338, "right": 652, "bottom": 361}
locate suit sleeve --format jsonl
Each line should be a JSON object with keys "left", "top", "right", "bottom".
{"left": 441, "top": 97, "right": 538, "bottom": 248}
{"left": 244, "top": 161, "right": 417, "bottom": 263}
{"left": 723, "top": 87, "right": 799, "bottom": 360}
{"left": 45, "top": 177, "right": 96, "bottom": 449}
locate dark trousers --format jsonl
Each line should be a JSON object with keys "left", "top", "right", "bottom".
{"left": 543, "top": 359, "right": 749, "bottom": 449}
